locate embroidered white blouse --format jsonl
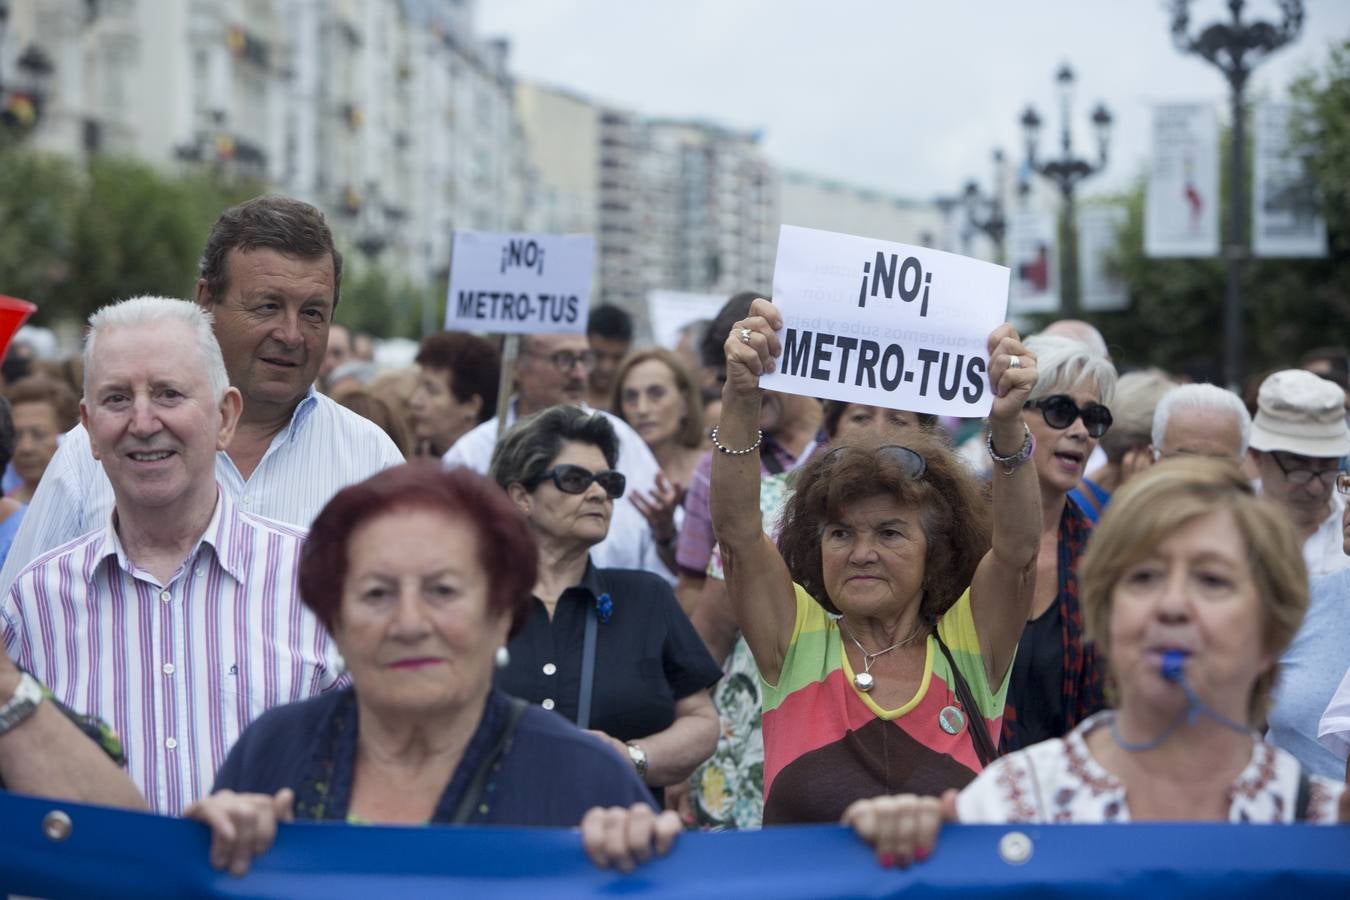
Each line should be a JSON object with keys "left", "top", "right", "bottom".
{"left": 957, "top": 712, "right": 1344, "bottom": 824}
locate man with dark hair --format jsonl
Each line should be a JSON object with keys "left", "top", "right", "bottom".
{"left": 0, "top": 195, "right": 405, "bottom": 591}
{"left": 409, "top": 331, "right": 501, "bottom": 457}
{"left": 586, "top": 304, "right": 634, "bottom": 411}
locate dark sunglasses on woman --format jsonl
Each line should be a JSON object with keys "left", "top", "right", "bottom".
{"left": 526, "top": 464, "right": 627, "bottom": 498}
{"left": 821, "top": 444, "right": 927, "bottom": 479}
{"left": 1024, "top": 395, "right": 1113, "bottom": 438}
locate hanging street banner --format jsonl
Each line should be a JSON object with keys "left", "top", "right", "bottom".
{"left": 647, "top": 290, "right": 726, "bottom": 350}
{"left": 760, "top": 225, "right": 1010, "bottom": 419}
{"left": 445, "top": 232, "right": 595, "bottom": 334}
{"left": 1146, "top": 103, "right": 1219, "bottom": 258}
{"left": 1253, "top": 102, "right": 1328, "bottom": 258}
{"left": 1007, "top": 208, "right": 1059, "bottom": 316}
{"left": 1078, "top": 204, "right": 1130, "bottom": 312}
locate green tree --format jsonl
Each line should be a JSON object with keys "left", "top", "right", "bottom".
{"left": 0, "top": 150, "right": 83, "bottom": 312}
{"left": 337, "top": 260, "right": 429, "bottom": 339}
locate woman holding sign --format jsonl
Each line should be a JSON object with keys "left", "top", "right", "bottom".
{"left": 712, "top": 298, "right": 1041, "bottom": 824}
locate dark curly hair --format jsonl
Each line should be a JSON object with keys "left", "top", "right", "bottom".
{"left": 776, "top": 429, "right": 990, "bottom": 621}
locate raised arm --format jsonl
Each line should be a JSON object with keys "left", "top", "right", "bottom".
{"left": 969, "top": 324, "right": 1041, "bottom": 686}
{"left": 710, "top": 299, "right": 796, "bottom": 683}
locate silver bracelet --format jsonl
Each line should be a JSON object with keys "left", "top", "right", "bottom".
{"left": 710, "top": 425, "right": 763, "bottom": 456}
{"left": 987, "top": 422, "right": 1035, "bottom": 476}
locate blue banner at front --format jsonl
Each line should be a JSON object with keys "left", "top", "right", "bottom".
{"left": 0, "top": 791, "right": 1347, "bottom": 898}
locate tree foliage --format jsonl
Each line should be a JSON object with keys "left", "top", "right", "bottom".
{"left": 0, "top": 149, "right": 261, "bottom": 326}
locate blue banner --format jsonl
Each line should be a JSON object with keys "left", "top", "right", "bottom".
{"left": 0, "top": 791, "right": 1347, "bottom": 898}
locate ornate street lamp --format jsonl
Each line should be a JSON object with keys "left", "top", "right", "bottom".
{"left": 0, "top": 0, "right": 56, "bottom": 137}
{"left": 964, "top": 148, "right": 1009, "bottom": 262}
{"left": 1169, "top": 0, "right": 1303, "bottom": 389}
{"left": 1020, "top": 63, "right": 1112, "bottom": 314}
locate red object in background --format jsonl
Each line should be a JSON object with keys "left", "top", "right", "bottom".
{"left": 0, "top": 296, "right": 37, "bottom": 361}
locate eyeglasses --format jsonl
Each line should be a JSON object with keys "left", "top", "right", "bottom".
{"left": 526, "top": 464, "right": 626, "bottom": 498}
{"left": 821, "top": 444, "right": 927, "bottom": 480}
{"left": 1267, "top": 451, "right": 1343, "bottom": 488}
{"left": 528, "top": 349, "right": 597, "bottom": 373}
{"left": 1024, "top": 395, "right": 1113, "bottom": 438}
{"left": 1338, "top": 472, "right": 1350, "bottom": 495}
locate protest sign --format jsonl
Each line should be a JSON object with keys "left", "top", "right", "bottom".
{"left": 761, "top": 225, "right": 1010, "bottom": 419}
{"left": 1253, "top": 102, "right": 1327, "bottom": 258}
{"left": 1146, "top": 103, "right": 1219, "bottom": 258}
{"left": 1077, "top": 205, "right": 1129, "bottom": 312}
{"left": 647, "top": 290, "right": 726, "bottom": 350}
{"left": 445, "top": 232, "right": 595, "bottom": 335}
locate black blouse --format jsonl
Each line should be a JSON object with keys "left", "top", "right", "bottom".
{"left": 495, "top": 560, "right": 721, "bottom": 748}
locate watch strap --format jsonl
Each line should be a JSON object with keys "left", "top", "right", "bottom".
{"left": 0, "top": 672, "right": 44, "bottom": 737}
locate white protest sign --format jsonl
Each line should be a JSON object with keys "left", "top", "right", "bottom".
{"left": 761, "top": 225, "right": 1010, "bottom": 419}
{"left": 445, "top": 232, "right": 595, "bottom": 334}
{"left": 647, "top": 290, "right": 725, "bottom": 350}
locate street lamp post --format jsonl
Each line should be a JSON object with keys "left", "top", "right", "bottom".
{"left": 0, "top": 0, "right": 56, "bottom": 138}
{"left": 1020, "top": 64, "right": 1113, "bottom": 316}
{"left": 1169, "top": 0, "right": 1303, "bottom": 390}
{"left": 964, "top": 148, "right": 1009, "bottom": 263}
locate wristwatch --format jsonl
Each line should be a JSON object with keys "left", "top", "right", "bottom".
{"left": 625, "top": 741, "right": 648, "bottom": 779}
{"left": 0, "top": 672, "right": 44, "bottom": 737}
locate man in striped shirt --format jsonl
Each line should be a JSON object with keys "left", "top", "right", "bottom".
{"left": 0, "top": 195, "right": 404, "bottom": 594}
{"left": 1, "top": 298, "right": 344, "bottom": 814}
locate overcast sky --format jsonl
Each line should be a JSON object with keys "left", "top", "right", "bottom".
{"left": 479, "top": 0, "right": 1350, "bottom": 202}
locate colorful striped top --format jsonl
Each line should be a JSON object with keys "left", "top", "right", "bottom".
{"left": 760, "top": 583, "right": 1010, "bottom": 824}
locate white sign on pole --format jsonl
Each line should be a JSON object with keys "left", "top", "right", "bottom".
{"left": 1145, "top": 103, "right": 1219, "bottom": 257}
{"left": 1007, "top": 208, "right": 1059, "bottom": 316}
{"left": 646, "top": 290, "right": 726, "bottom": 350}
{"left": 760, "top": 225, "right": 1010, "bottom": 419}
{"left": 1253, "top": 102, "right": 1328, "bottom": 258}
{"left": 1078, "top": 204, "right": 1130, "bottom": 312}
{"left": 445, "top": 232, "right": 595, "bottom": 334}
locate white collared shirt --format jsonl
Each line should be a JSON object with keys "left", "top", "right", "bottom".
{"left": 1304, "top": 491, "right": 1349, "bottom": 579}
{"left": 442, "top": 398, "right": 672, "bottom": 582}
{"left": 0, "top": 388, "right": 405, "bottom": 594}
{"left": 1, "top": 489, "right": 345, "bottom": 814}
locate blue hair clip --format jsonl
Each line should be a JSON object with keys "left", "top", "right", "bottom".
{"left": 596, "top": 593, "right": 613, "bottom": 624}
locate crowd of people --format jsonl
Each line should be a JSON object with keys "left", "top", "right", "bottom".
{"left": 0, "top": 193, "right": 1347, "bottom": 883}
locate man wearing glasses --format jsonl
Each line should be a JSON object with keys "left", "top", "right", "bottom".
{"left": 442, "top": 332, "right": 665, "bottom": 578}
{"left": 1248, "top": 369, "right": 1350, "bottom": 578}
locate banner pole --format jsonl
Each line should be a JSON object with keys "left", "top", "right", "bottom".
{"left": 495, "top": 334, "right": 520, "bottom": 441}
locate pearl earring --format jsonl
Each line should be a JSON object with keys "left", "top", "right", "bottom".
{"left": 494, "top": 646, "right": 511, "bottom": 669}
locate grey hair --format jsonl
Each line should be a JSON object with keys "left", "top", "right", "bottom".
{"left": 1097, "top": 369, "right": 1176, "bottom": 463}
{"left": 1042, "top": 319, "right": 1109, "bottom": 360}
{"left": 1152, "top": 383, "right": 1252, "bottom": 455}
{"left": 84, "top": 296, "right": 229, "bottom": 403}
{"left": 1025, "top": 333, "right": 1118, "bottom": 407}
{"left": 489, "top": 404, "right": 621, "bottom": 491}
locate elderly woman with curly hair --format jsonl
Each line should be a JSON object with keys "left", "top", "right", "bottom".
{"left": 712, "top": 299, "right": 1042, "bottom": 824}
{"left": 845, "top": 459, "right": 1349, "bottom": 866}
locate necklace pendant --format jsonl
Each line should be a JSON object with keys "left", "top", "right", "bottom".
{"left": 939, "top": 705, "right": 966, "bottom": 735}
{"left": 853, "top": 671, "right": 875, "bottom": 693}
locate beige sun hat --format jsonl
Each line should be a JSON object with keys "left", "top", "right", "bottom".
{"left": 1248, "top": 369, "right": 1350, "bottom": 458}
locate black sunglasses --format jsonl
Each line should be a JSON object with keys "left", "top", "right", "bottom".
{"left": 821, "top": 444, "right": 927, "bottom": 479}
{"left": 526, "top": 464, "right": 626, "bottom": 499}
{"left": 1025, "top": 395, "right": 1113, "bottom": 438}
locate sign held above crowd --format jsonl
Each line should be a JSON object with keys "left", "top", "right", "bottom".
{"left": 761, "top": 225, "right": 1010, "bottom": 419}
{"left": 445, "top": 232, "right": 595, "bottom": 335}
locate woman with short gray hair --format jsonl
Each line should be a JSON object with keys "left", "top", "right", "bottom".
{"left": 1004, "top": 334, "right": 1118, "bottom": 753}
{"left": 488, "top": 405, "right": 720, "bottom": 806}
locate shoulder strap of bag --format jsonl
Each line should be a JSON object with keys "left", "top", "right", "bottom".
{"left": 451, "top": 697, "right": 528, "bottom": 824}
{"left": 1295, "top": 767, "right": 1312, "bottom": 822}
{"left": 934, "top": 633, "right": 999, "bottom": 768}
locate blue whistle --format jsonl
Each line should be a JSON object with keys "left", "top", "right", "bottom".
{"left": 1160, "top": 649, "right": 1189, "bottom": 683}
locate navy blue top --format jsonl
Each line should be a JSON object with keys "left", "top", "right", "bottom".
{"left": 212, "top": 687, "right": 654, "bottom": 827}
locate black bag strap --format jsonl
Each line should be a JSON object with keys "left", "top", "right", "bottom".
{"left": 1294, "top": 767, "right": 1312, "bottom": 822}
{"left": 576, "top": 606, "right": 598, "bottom": 730}
{"left": 933, "top": 633, "right": 998, "bottom": 768}
{"left": 451, "top": 697, "right": 528, "bottom": 824}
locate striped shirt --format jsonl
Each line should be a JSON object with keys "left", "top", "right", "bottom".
{"left": 0, "top": 388, "right": 405, "bottom": 594}
{"left": 1, "top": 489, "right": 345, "bottom": 815}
